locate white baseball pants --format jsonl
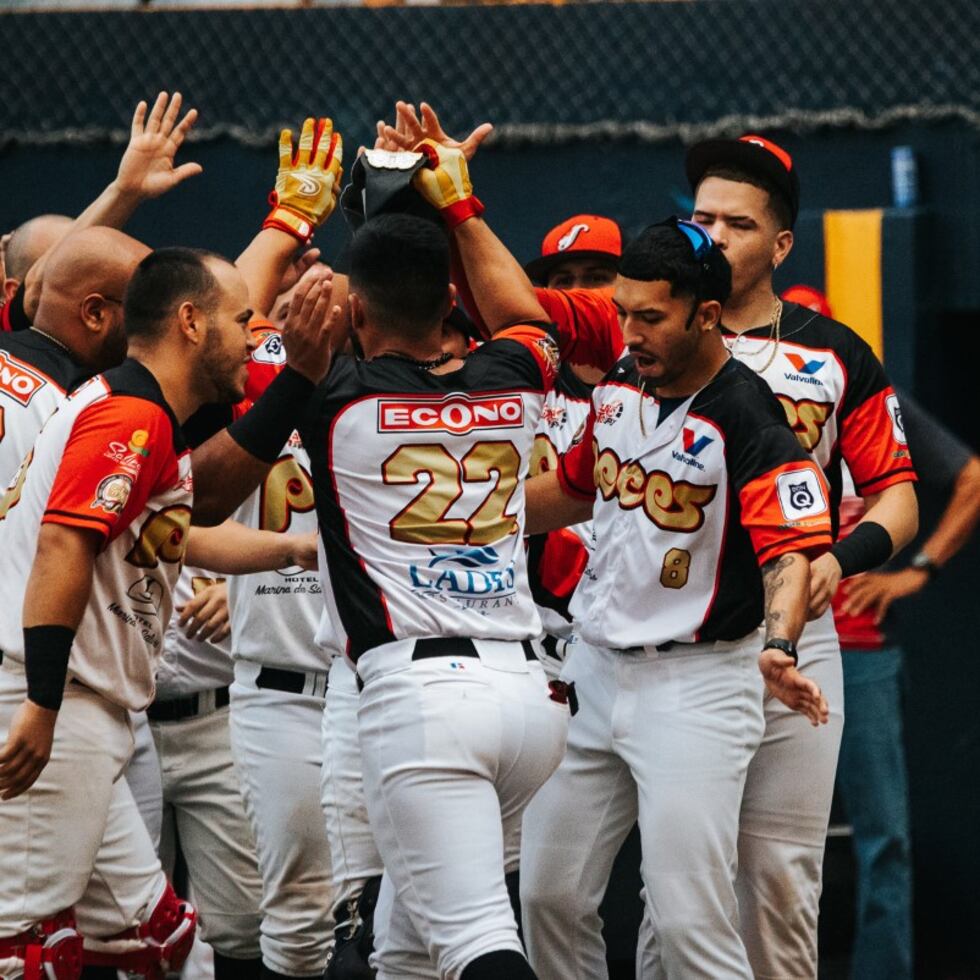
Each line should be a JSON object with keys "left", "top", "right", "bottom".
{"left": 520, "top": 635, "right": 765, "bottom": 980}
{"left": 150, "top": 705, "right": 263, "bottom": 959}
{"left": 0, "top": 664, "right": 164, "bottom": 941}
{"left": 356, "top": 639, "right": 568, "bottom": 980}
{"left": 321, "top": 657, "right": 383, "bottom": 910}
{"left": 230, "top": 660, "right": 334, "bottom": 977}
{"left": 734, "top": 608, "right": 845, "bottom": 979}
{"left": 126, "top": 709, "right": 164, "bottom": 847}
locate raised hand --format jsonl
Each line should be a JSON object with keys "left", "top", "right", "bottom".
{"left": 265, "top": 117, "right": 344, "bottom": 245}
{"left": 115, "top": 91, "right": 202, "bottom": 200}
{"left": 379, "top": 101, "right": 493, "bottom": 162}
{"left": 281, "top": 264, "right": 345, "bottom": 384}
{"left": 759, "top": 649, "right": 829, "bottom": 726}
{"left": 413, "top": 139, "right": 485, "bottom": 229}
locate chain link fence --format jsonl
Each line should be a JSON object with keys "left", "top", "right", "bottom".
{"left": 2, "top": 0, "right": 978, "bottom": 150}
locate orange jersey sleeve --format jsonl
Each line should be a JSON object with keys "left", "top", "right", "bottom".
{"left": 738, "top": 459, "right": 834, "bottom": 566}
{"left": 43, "top": 396, "right": 179, "bottom": 543}
{"left": 534, "top": 286, "right": 623, "bottom": 372}
{"left": 492, "top": 324, "right": 560, "bottom": 392}
{"left": 244, "top": 320, "right": 285, "bottom": 402}
{"left": 839, "top": 386, "right": 915, "bottom": 495}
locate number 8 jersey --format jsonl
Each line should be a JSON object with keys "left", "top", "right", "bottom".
{"left": 300, "top": 325, "right": 559, "bottom": 662}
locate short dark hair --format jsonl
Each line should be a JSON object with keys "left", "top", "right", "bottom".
{"left": 700, "top": 164, "right": 794, "bottom": 231}
{"left": 348, "top": 214, "right": 450, "bottom": 334}
{"left": 618, "top": 221, "right": 732, "bottom": 305}
{"left": 124, "top": 247, "right": 226, "bottom": 339}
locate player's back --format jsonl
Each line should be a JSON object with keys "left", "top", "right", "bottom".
{"left": 300, "top": 325, "right": 558, "bottom": 662}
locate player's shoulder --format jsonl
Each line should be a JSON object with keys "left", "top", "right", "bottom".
{"left": 88, "top": 359, "right": 184, "bottom": 456}
{"left": 0, "top": 328, "right": 87, "bottom": 394}
{"left": 694, "top": 358, "right": 786, "bottom": 431}
{"left": 780, "top": 302, "right": 878, "bottom": 363}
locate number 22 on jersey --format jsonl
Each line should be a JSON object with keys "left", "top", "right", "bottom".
{"left": 383, "top": 440, "right": 521, "bottom": 546}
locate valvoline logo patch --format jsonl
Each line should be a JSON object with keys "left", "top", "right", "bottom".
{"left": 785, "top": 353, "right": 825, "bottom": 375}
{"left": 682, "top": 427, "right": 713, "bottom": 457}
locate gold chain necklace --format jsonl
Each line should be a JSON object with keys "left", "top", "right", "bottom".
{"left": 731, "top": 295, "right": 783, "bottom": 375}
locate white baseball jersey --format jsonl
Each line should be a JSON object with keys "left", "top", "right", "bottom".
{"left": 0, "top": 359, "right": 192, "bottom": 710}
{"left": 299, "top": 324, "right": 560, "bottom": 662}
{"left": 225, "top": 327, "right": 330, "bottom": 672}
{"left": 0, "top": 329, "right": 89, "bottom": 485}
{"left": 559, "top": 357, "right": 833, "bottom": 651}
{"left": 527, "top": 363, "right": 594, "bottom": 639}
{"left": 157, "top": 563, "right": 233, "bottom": 698}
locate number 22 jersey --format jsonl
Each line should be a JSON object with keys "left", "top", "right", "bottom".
{"left": 299, "top": 325, "right": 559, "bottom": 662}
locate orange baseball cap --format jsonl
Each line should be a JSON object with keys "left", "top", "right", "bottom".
{"left": 525, "top": 214, "right": 623, "bottom": 284}
{"left": 781, "top": 284, "right": 833, "bottom": 318}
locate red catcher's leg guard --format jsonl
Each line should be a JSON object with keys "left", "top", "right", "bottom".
{"left": 82, "top": 880, "right": 196, "bottom": 979}
{"left": 0, "top": 908, "right": 83, "bottom": 980}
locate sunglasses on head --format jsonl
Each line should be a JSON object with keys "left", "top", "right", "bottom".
{"left": 668, "top": 216, "right": 714, "bottom": 259}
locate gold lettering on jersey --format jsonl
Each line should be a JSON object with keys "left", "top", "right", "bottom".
{"left": 594, "top": 446, "right": 716, "bottom": 532}
{"left": 383, "top": 441, "right": 520, "bottom": 545}
{"left": 260, "top": 456, "right": 315, "bottom": 533}
{"left": 377, "top": 394, "right": 524, "bottom": 436}
{"left": 530, "top": 433, "right": 559, "bottom": 478}
{"left": 126, "top": 505, "right": 192, "bottom": 568}
{"left": 776, "top": 396, "right": 833, "bottom": 452}
{"left": 0, "top": 351, "right": 46, "bottom": 406}
{"left": 0, "top": 449, "right": 33, "bottom": 522}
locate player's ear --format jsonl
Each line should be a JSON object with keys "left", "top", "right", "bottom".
{"left": 79, "top": 294, "right": 114, "bottom": 333}
{"left": 3, "top": 277, "right": 18, "bottom": 303}
{"left": 349, "top": 292, "right": 365, "bottom": 332}
{"left": 176, "top": 300, "right": 203, "bottom": 344}
{"left": 698, "top": 299, "right": 723, "bottom": 332}
{"left": 444, "top": 283, "right": 457, "bottom": 320}
{"left": 773, "top": 228, "right": 794, "bottom": 269}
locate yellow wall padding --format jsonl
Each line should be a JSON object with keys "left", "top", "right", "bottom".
{"left": 823, "top": 209, "right": 884, "bottom": 360}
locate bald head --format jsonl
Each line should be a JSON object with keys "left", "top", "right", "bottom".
{"left": 34, "top": 227, "right": 150, "bottom": 370}
{"left": 4, "top": 214, "right": 74, "bottom": 282}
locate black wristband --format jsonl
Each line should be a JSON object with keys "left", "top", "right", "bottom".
{"left": 23, "top": 625, "right": 75, "bottom": 711}
{"left": 762, "top": 637, "right": 798, "bottom": 666}
{"left": 226, "top": 366, "right": 316, "bottom": 464}
{"left": 830, "top": 520, "right": 893, "bottom": 579}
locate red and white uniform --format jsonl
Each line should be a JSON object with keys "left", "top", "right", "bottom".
{"left": 0, "top": 328, "right": 88, "bottom": 483}
{"left": 0, "top": 358, "right": 190, "bottom": 963}
{"left": 521, "top": 355, "right": 833, "bottom": 979}
{"left": 0, "top": 359, "right": 191, "bottom": 709}
{"left": 300, "top": 325, "right": 570, "bottom": 980}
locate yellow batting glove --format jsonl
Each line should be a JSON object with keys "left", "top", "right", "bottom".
{"left": 264, "top": 117, "right": 344, "bottom": 244}
{"left": 413, "top": 139, "right": 485, "bottom": 229}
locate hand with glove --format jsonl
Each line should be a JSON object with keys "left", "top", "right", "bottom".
{"left": 412, "top": 138, "right": 485, "bottom": 230}
{"left": 264, "top": 117, "right": 344, "bottom": 244}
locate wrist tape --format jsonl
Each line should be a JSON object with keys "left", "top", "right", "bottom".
{"left": 226, "top": 365, "right": 315, "bottom": 463}
{"left": 24, "top": 625, "right": 75, "bottom": 711}
{"left": 830, "top": 520, "right": 893, "bottom": 578}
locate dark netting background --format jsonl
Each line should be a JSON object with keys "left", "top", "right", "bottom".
{"left": 2, "top": 0, "right": 978, "bottom": 149}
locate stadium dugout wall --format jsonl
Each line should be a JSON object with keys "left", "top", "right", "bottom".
{"left": 1, "top": 0, "right": 978, "bottom": 974}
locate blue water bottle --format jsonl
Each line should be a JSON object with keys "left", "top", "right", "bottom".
{"left": 891, "top": 146, "right": 918, "bottom": 208}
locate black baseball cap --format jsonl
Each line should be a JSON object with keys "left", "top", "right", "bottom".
{"left": 685, "top": 134, "right": 800, "bottom": 227}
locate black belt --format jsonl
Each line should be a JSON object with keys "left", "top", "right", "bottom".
{"left": 411, "top": 637, "right": 537, "bottom": 662}
{"left": 256, "top": 666, "right": 318, "bottom": 694}
{"left": 147, "top": 686, "right": 230, "bottom": 722}
{"left": 619, "top": 640, "right": 694, "bottom": 655}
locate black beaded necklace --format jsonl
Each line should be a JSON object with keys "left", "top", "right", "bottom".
{"left": 375, "top": 350, "right": 455, "bottom": 371}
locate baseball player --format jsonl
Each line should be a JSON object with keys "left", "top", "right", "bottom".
{"left": 0, "top": 243, "right": 338, "bottom": 980}
{"left": 1, "top": 215, "right": 72, "bottom": 332}
{"left": 149, "top": 564, "right": 265, "bottom": 980}
{"left": 681, "top": 135, "right": 918, "bottom": 978}
{"left": 298, "top": 142, "right": 572, "bottom": 980}
{"left": 516, "top": 217, "right": 832, "bottom": 978}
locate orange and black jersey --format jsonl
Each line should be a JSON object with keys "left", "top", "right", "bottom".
{"left": 298, "top": 324, "right": 559, "bottom": 662}
{"left": 0, "top": 327, "right": 90, "bottom": 483}
{"left": 722, "top": 302, "right": 914, "bottom": 529}
{"left": 559, "top": 356, "right": 833, "bottom": 650}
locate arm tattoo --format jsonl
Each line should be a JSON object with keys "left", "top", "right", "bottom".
{"left": 762, "top": 554, "right": 797, "bottom": 638}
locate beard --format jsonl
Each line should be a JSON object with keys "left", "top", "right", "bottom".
{"left": 197, "top": 326, "right": 246, "bottom": 405}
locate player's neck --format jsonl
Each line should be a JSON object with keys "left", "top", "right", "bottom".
{"left": 722, "top": 280, "right": 777, "bottom": 334}
{"left": 129, "top": 346, "right": 199, "bottom": 423}
{"left": 653, "top": 332, "right": 731, "bottom": 399}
